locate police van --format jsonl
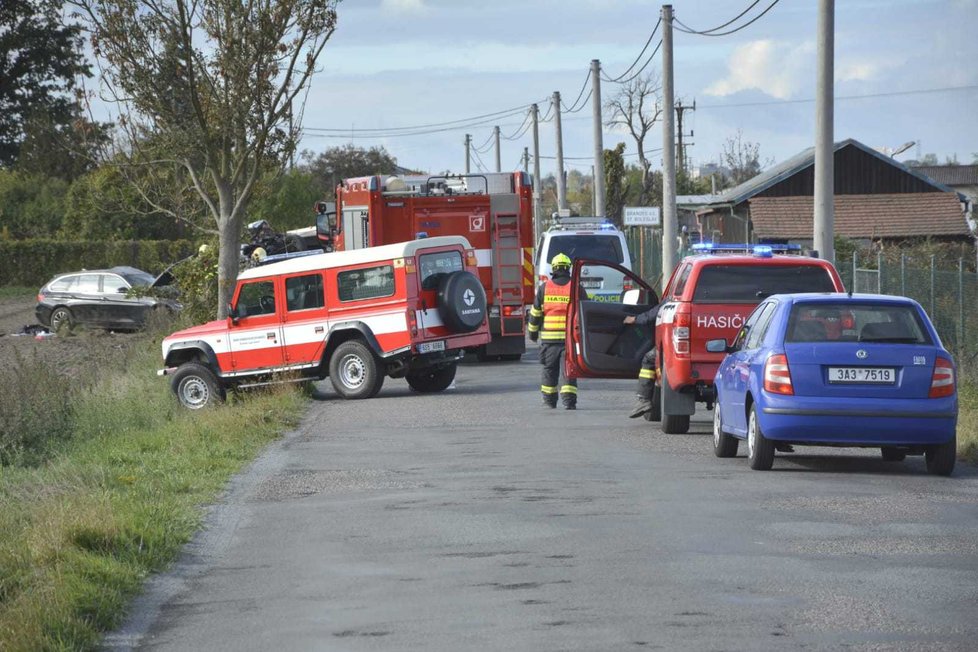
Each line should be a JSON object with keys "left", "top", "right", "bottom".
{"left": 535, "top": 217, "right": 633, "bottom": 302}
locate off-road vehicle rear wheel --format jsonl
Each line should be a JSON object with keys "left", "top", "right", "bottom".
{"left": 329, "top": 340, "right": 384, "bottom": 399}
{"left": 406, "top": 362, "right": 457, "bottom": 393}
{"left": 171, "top": 362, "right": 226, "bottom": 409}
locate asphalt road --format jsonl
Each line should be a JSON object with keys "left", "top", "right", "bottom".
{"left": 107, "top": 342, "right": 978, "bottom": 651}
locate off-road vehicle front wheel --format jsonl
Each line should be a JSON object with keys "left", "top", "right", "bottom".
{"left": 171, "top": 363, "right": 226, "bottom": 409}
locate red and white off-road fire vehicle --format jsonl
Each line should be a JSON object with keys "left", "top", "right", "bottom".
{"left": 317, "top": 172, "right": 535, "bottom": 360}
{"left": 159, "top": 236, "right": 490, "bottom": 409}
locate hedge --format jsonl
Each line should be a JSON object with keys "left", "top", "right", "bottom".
{"left": 0, "top": 240, "right": 198, "bottom": 287}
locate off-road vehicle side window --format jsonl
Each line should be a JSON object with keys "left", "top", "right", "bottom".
{"left": 237, "top": 280, "right": 276, "bottom": 317}
{"left": 692, "top": 264, "right": 836, "bottom": 303}
{"left": 419, "top": 251, "right": 464, "bottom": 290}
{"left": 338, "top": 265, "right": 395, "bottom": 302}
{"left": 286, "top": 274, "right": 325, "bottom": 312}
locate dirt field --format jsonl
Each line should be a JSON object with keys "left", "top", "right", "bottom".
{"left": 0, "top": 293, "right": 151, "bottom": 379}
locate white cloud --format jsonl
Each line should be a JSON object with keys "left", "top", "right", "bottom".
{"left": 704, "top": 39, "right": 814, "bottom": 100}
{"left": 380, "top": 0, "right": 427, "bottom": 13}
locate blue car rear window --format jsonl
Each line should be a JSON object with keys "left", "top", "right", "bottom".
{"left": 786, "top": 303, "right": 932, "bottom": 344}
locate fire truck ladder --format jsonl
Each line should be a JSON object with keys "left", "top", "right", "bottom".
{"left": 491, "top": 212, "right": 523, "bottom": 337}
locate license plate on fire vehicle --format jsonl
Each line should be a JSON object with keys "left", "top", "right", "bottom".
{"left": 418, "top": 340, "right": 446, "bottom": 353}
{"left": 828, "top": 367, "right": 894, "bottom": 384}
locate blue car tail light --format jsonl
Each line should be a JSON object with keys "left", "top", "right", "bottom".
{"left": 763, "top": 353, "right": 794, "bottom": 395}
{"left": 929, "top": 358, "right": 955, "bottom": 398}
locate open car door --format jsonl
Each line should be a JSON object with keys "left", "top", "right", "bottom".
{"left": 565, "top": 259, "right": 659, "bottom": 379}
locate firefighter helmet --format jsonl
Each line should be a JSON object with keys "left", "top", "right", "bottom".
{"left": 550, "top": 253, "right": 572, "bottom": 271}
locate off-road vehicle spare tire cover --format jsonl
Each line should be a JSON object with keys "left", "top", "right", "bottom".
{"left": 436, "top": 271, "right": 487, "bottom": 333}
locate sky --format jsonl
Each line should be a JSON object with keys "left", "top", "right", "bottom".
{"left": 292, "top": 0, "right": 977, "bottom": 177}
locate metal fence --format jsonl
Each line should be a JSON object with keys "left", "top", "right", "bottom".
{"left": 625, "top": 227, "right": 664, "bottom": 289}
{"left": 840, "top": 252, "right": 978, "bottom": 365}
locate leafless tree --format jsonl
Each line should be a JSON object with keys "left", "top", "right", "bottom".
{"left": 70, "top": 0, "right": 339, "bottom": 317}
{"left": 604, "top": 71, "right": 662, "bottom": 205}
{"left": 721, "top": 129, "right": 771, "bottom": 186}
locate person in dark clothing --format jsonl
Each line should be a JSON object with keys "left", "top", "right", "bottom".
{"left": 528, "top": 253, "right": 578, "bottom": 410}
{"left": 625, "top": 302, "right": 661, "bottom": 418}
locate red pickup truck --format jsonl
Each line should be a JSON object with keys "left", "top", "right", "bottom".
{"left": 564, "top": 244, "right": 846, "bottom": 433}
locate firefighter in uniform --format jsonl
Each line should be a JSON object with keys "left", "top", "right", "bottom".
{"left": 625, "top": 302, "right": 661, "bottom": 418}
{"left": 527, "top": 253, "right": 578, "bottom": 410}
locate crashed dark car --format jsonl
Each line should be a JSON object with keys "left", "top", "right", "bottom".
{"left": 35, "top": 266, "right": 181, "bottom": 332}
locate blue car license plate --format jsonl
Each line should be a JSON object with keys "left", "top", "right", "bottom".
{"left": 828, "top": 367, "right": 894, "bottom": 384}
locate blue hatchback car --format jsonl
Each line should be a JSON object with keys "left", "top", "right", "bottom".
{"left": 709, "top": 293, "right": 957, "bottom": 475}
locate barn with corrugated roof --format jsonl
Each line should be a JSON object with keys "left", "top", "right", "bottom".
{"left": 688, "top": 139, "right": 972, "bottom": 247}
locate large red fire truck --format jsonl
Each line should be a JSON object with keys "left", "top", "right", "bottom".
{"left": 318, "top": 172, "right": 535, "bottom": 359}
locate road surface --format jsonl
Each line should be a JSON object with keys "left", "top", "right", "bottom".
{"left": 107, "top": 343, "right": 978, "bottom": 651}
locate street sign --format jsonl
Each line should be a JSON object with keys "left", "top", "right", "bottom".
{"left": 623, "top": 206, "right": 661, "bottom": 227}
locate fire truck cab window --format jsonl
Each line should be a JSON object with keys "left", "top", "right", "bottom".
{"left": 237, "top": 281, "right": 276, "bottom": 317}
{"left": 338, "top": 265, "right": 395, "bottom": 302}
{"left": 286, "top": 274, "right": 325, "bottom": 312}
{"left": 419, "top": 251, "right": 463, "bottom": 290}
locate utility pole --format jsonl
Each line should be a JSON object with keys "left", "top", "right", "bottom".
{"left": 660, "top": 4, "right": 677, "bottom": 290}
{"left": 553, "top": 91, "right": 568, "bottom": 212}
{"left": 523, "top": 147, "right": 530, "bottom": 173}
{"left": 675, "top": 99, "right": 695, "bottom": 175}
{"left": 531, "top": 103, "right": 542, "bottom": 241}
{"left": 465, "top": 134, "right": 471, "bottom": 174}
{"left": 591, "top": 59, "right": 606, "bottom": 218}
{"left": 813, "top": 0, "right": 835, "bottom": 263}
{"left": 494, "top": 125, "right": 501, "bottom": 172}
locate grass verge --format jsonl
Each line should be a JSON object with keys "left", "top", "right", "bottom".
{"left": 0, "top": 286, "right": 35, "bottom": 300}
{"left": 0, "top": 340, "right": 305, "bottom": 651}
{"left": 958, "top": 382, "right": 977, "bottom": 463}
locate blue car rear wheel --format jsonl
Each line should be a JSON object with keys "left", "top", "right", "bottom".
{"left": 747, "top": 405, "right": 775, "bottom": 471}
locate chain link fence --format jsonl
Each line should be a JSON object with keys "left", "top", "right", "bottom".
{"left": 840, "top": 251, "right": 978, "bottom": 373}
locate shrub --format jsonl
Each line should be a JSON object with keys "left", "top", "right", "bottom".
{"left": 0, "top": 350, "right": 79, "bottom": 466}
{"left": 0, "top": 239, "right": 196, "bottom": 288}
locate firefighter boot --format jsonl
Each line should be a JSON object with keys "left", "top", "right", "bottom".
{"left": 628, "top": 396, "right": 652, "bottom": 418}
{"left": 542, "top": 392, "right": 558, "bottom": 409}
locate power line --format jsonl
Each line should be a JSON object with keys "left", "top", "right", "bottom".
{"left": 302, "top": 101, "right": 543, "bottom": 135}
{"left": 602, "top": 17, "right": 662, "bottom": 83}
{"left": 471, "top": 147, "right": 489, "bottom": 172}
{"left": 562, "top": 89, "right": 592, "bottom": 114}
{"left": 674, "top": 0, "right": 762, "bottom": 35}
{"left": 612, "top": 40, "right": 662, "bottom": 85}
{"left": 473, "top": 130, "right": 495, "bottom": 153}
{"left": 502, "top": 110, "right": 533, "bottom": 140}
{"left": 697, "top": 84, "right": 978, "bottom": 109}
{"left": 674, "top": 0, "right": 781, "bottom": 37}
{"left": 563, "top": 70, "right": 592, "bottom": 113}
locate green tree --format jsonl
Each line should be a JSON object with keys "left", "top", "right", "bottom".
{"left": 302, "top": 145, "right": 400, "bottom": 196}
{"left": 72, "top": 0, "right": 340, "bottom": 318}
{"left": 63, "top": 164, "right": 189, "bottom": 241}
{"left": 0, "top": 0, "right": 92, "bottom": 167}
{"left": 603, "top": 143, "right": 628, "bottom": 226}
{"left": 0, "top": 169, "right": 69, "bottom": 239}
{"left": 249, "top": 169, "right": 323, "bottom": 231}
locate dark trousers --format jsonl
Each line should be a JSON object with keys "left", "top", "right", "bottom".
{"left": 539, "top": 342, "right": 577, "bottom": 407}
{"left": 636, "top": 348, "right": 658, "bottom": 400}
